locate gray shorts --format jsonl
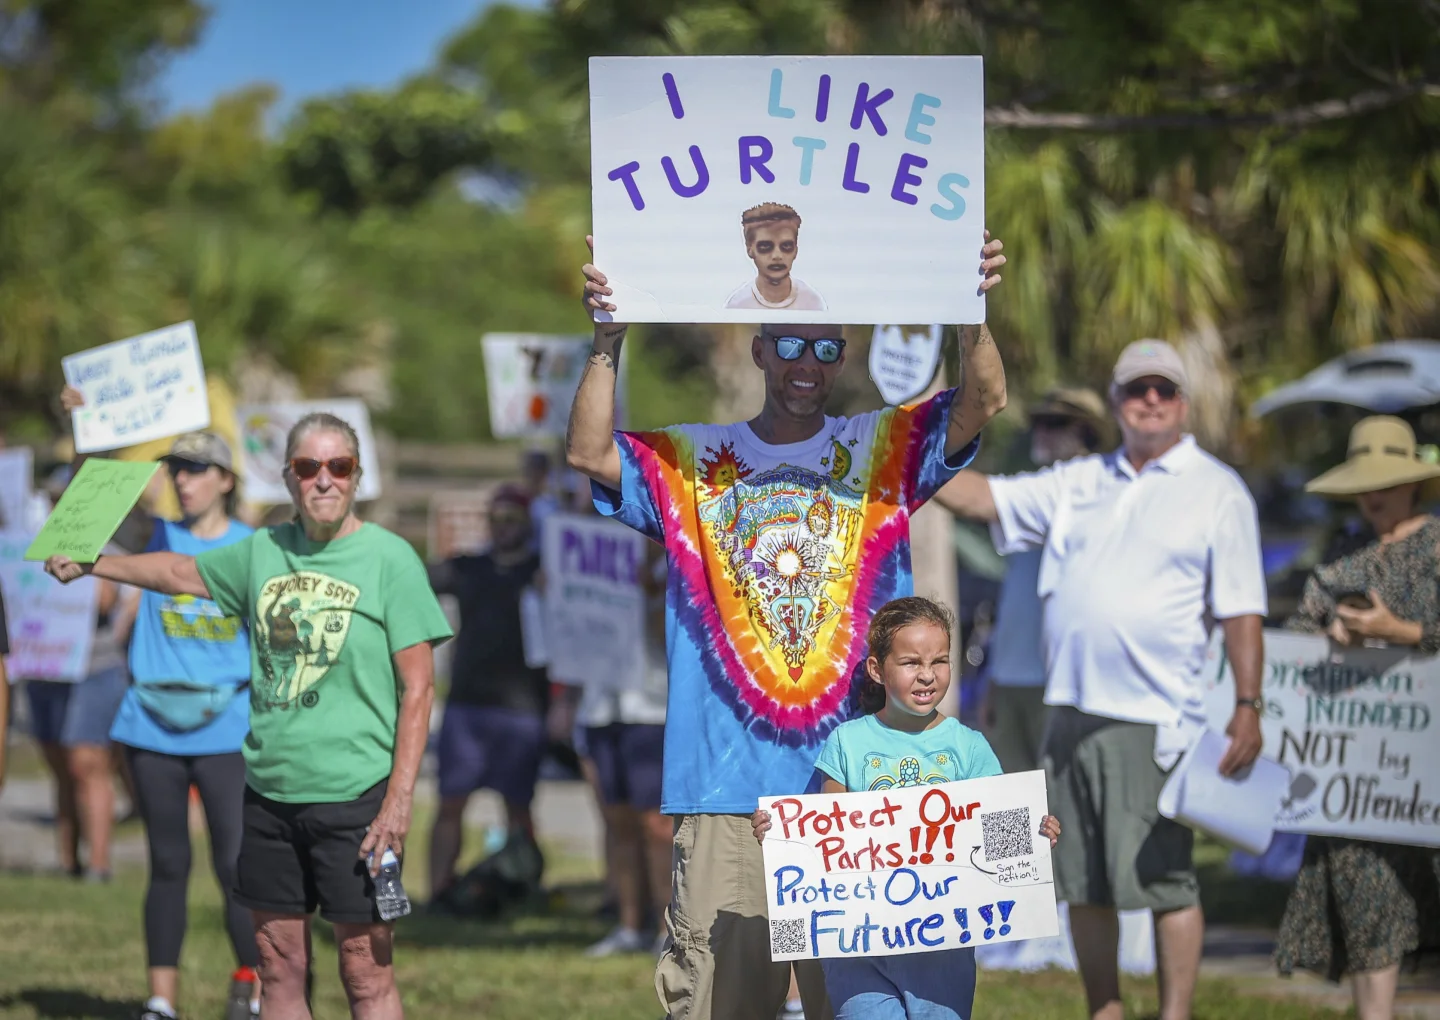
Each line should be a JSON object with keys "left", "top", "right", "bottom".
{"left": 1041, "top": 707, "right": 1199, "bottom": 913}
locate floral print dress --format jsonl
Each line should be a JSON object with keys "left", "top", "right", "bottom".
{"left": 1275, "top": 517, "right": 1440, "bottom": 981}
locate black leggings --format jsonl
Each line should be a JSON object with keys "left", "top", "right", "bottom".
{"left": 125, "top": 746, "right": 259, "bottom": 969}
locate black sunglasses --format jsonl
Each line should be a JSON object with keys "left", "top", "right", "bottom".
{"left": 1121, "top": 379, "right": 1180, "bottom": 401}
{"left": 765, "top": 334, "right": 846, "bottom": 364}
{"left": 165, "top": 458, "right": 213, "bottom": 475}
{"left": 289, "top": 456, "right": 358, "bottom": 480}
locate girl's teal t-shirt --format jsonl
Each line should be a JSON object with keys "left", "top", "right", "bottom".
{"left": 196, "top": 521, "right": 453, "bottom": 804}
{"left": 814, "top": 713, "right": 1002, "bottom": 792}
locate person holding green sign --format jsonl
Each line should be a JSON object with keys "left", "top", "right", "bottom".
{"left": 46, "top": 412, "right": 453, "bottom": 1020}
{"left": 61, "top": 387, "right": 261, "bottom": 1020}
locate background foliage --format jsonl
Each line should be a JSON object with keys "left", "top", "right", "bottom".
{"left": 1, "top": 0, "right": 1436, "bottom": 453}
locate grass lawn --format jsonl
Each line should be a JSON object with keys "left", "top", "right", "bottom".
{"left": 0, "top": 797, "right": 1329, "bottom": 1020}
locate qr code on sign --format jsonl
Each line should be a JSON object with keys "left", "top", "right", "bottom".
{"left": 981, "top": 807, "right": 1033, "bottom": 861}
{"left": 770, "top": 918, "right": 808, "bottom": 955}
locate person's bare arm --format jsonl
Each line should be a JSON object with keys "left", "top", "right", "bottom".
{"left": 945, "top": 233, "right": 1007, "bottom": 458}
{"left": 1218, "top": 614, "right": 1264, "bottom": 775}
{"left": 112, "top": 586, "right": 143, "bottom": 646}
{"left": 565, "top": 235, "right": 625, "bottom": 490}
{"left": 45, "top": 552, "right": 210, "bottom": 599}
{"left": 360, "top": 640, "right": 436, "bottom": 873}
{"left": 933, "top": 471, "right": 999, "bottom": 523}
{"left": 821, "top": 778, "right": 847, "bottom": 794}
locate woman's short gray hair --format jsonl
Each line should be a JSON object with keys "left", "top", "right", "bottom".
{"left": 283, "top": 413, "right": 361, "bottom": 466}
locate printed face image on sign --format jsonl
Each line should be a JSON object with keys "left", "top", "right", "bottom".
{"left": 590, "top": 56, "right": 986, "bottom": 325}
{"left": 252, "top": 571, "right": 359, "bottom": 709}
{"left": 724, "top": 203, "right": 828, "bottom": 311}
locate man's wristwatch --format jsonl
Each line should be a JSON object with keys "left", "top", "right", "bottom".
{"left": 1236, "top": 697, "right": 1264, "bottom": 712}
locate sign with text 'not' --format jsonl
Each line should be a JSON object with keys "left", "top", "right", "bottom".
{"left": 761, "top": 770, "right": 1058, "bottom": 960}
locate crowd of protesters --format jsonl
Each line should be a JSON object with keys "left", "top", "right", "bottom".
{"left": 0, "top": 232, "right": 1434, "bottom": 1020}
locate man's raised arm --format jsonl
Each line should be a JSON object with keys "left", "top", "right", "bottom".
{"left": 945, "top": 233, "right": 1008, "bottom": 459}
{"left": 933, "top": 471, "right": 999, "bottom": 523}
{"left": 565, "top": 237, "right": 625, "bottom": 491}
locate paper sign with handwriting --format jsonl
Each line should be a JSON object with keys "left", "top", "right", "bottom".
{"left": 0, "top": 448, "right": 32, "bottom": 531}
{"left": 482, "top": 334, "right": 615, "bottom": 438}
{"left": 63, "top": 322, "right": 209, "bottom": 453}
{"left": 590, "top": 56, "right": 985, "bottom": 324}
{"left": 761, "top": 770, "right": 1058, "bottom": 960}
{"left": 238, "top": 400, "right": 382, "bottom": 503}
{"left": 541, "top": 513, "right": 645, "bottom": 689}
{"left": 1, "top": 530, "right": 98, "bottom": 680}
{"left": 24, "top": 459, "right": 159, "bottom": 562}
{"left": 1203, "top": 629, "right": 1439, "bottom": 847}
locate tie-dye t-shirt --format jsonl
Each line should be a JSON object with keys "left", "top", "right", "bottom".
{"left": 593, "top": 389, "right": 976, "bottom": 814}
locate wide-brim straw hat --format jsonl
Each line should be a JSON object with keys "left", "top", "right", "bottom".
{"left": 1305, "top": 416, "right": 1440, "bottom": 496}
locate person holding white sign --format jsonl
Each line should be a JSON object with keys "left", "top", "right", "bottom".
{"left": 571, "top": 232, "right": 1006, "bottom": 1020}
{"left": 753, "top": 597, "right": 1060, "bottom": 1019}
{"left": 935, "top": 340, "right": 1268, "bottom": 1020}
{"left": 1275, "top": 416, "right": 1440, "bottom": 1020}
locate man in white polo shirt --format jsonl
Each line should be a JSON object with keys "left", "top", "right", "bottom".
{"left": 937, "top": 339, "right": 1266, "bottom": 1020}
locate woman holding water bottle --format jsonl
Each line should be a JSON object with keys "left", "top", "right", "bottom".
{"left": 46, "top": 412, "right": 452, "bottom": 1020}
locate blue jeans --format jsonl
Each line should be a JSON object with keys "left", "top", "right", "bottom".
{"left": 823, "top": 947, "right": 976, "bottom": 1019}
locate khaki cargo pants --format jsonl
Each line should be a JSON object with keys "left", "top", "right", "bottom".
{"left": 657, "top": 813, "right": 833, "bottom": 1020}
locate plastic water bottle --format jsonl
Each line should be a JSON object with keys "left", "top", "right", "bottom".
{"left": 224, "top": 966, "right": 257, "bottom": 1020}
{"left": 372, "top": 848, "right": 411, "bottom": 921}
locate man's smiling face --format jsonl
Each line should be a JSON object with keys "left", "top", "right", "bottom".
{"left": 751, "top": 323, "right": 845, "bottom": 421}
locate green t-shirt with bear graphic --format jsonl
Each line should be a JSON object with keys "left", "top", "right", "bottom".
{"left": 197, "top": 521, "right": 452, "bottom": 803}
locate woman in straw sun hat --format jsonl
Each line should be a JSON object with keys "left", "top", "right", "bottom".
{"left": 1275, "top": 414, "right": 1440, "bottom": 1020}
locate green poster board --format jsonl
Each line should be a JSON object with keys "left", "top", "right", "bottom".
{"left": 24, "top": 459, "right": 159, "bottom": 562}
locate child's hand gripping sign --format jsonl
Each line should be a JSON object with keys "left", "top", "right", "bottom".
{"left": 756, "top": 770, "right": 1061, "bottom": 960}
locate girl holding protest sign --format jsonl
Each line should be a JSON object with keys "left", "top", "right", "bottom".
{"left": 754, "top": 596, "right": 1060, "bottom": 1020}
{"left": 59, "top": 385, "right": 262, "bottom": 1020}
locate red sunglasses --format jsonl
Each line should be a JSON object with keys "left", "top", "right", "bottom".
{"left": 288, "top": 457, "right": 358, "bottom": 480}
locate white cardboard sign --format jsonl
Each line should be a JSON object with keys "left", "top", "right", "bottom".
{"left": 62, "top": 322, "right": 210, "bottom": 453}
{"left": 0, "top": 448, "right": 32, "bottom": 531}
{"left": 0, "top": 530, "right": 98, "bottom": 681}
{"left": 761, "top": 771, "right": 1059, "bottom": 960}
{"left": 238, "top": 400, "right": 382, "bottom": 504}
{"left": 482, "top": 334, "right": 602, "bottom": 439}
{"left": 1203, "top": 629, "right": 1440, "bottom": 847}
{"left": 589, "top": 56, "right": 986, "bottom": 325}
{"left": 870, "top": 324, "right": 944, "bottom": 405}
{"left": 541, "top": 513, "right": 645, "bottom": 689}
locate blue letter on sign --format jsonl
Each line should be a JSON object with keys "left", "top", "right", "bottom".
{"left": 793, "top": 136, "right": 826, "bottom": 186}
{"left": 850, "top": 82, "right": 894, "bottom": 135}
{"left": 891, "top": 153, "right": 927, "bottom": 205}
{"left": 768, "top": 68, "right": 796, "bottom": 119}
{"left": 905, "top": 94, "right": 941, "bottom": 144}
{"left": 607, "top": 161, "right": 644, "bottom": 211}
{"left": 930, "top": 172, "right": 970, "bottom": 220}
{"left": 662, "top": 146, "right": 710, "bottom": 198}
{"left": 739, "top": 136, "right": 776, "bottom": 184}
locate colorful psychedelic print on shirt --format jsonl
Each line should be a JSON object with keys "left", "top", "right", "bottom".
{"left": 594, "top": 389, "right": 975, "bottom": 814}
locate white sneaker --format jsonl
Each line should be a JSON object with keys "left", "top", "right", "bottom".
{"left": 584, "top": 926, "right": 647, "bottom": 957}
{"left": 779, "top": 1001, "right": 805, "bottom": 1020}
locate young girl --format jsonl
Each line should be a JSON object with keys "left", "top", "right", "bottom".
{"left": 754, "top": 596, "right": 1060, "bottom": 1020}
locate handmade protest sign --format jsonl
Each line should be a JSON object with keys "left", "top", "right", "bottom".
{"left": 0, "top": 447, "right": 32, "bottom": 531}
{"left": 541, "top": 513, "right": 645, "bottom": 689}
{"left": 870, "top": 325, "right": 944, "bottom": 405}
{"left": 238, "top": 400, "right": 382, "bottom": 504}
{"left": 482, "top": 334, "right": 622, "bottom": 438}
{"left": 1, "top": 530, "right": 98, "bottom": 680}
{"left": 761, "top": 770, "right": 1058, "bottom": 960}
{"left": 24, "top": 459, "right": 159, "bottom": 563}
{"left": 62, "top": 322, "right": 209, "bottom": 453}
{"left": 1203, "top": 629, "right": 1440, "bottom": 847}
{"left": 590, "top": 56, "right": 985, "bottom": 325}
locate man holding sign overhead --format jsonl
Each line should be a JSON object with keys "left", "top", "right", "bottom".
{"left": 567, "top": 223, "right": 1005, "bottom": 1020}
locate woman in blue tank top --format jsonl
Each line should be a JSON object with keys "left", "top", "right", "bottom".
{"left": 65, "top": 385, "right": 261, "bottom": 1020}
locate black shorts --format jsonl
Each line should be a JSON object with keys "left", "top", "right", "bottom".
{"left": 235, "top": 779, "right": 390, "bottom": 925}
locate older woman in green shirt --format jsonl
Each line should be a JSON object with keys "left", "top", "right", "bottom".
{"left": 47, "top": 413, "right": 452, "bottom": 1020}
